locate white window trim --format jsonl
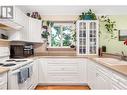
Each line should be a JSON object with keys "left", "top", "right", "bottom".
{"left": 49, "top": 22, "right": 74, "bottom": 48}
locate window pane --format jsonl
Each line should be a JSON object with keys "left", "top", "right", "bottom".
{"left": 62, "top": 26, "right": 72, "bottom": 46}
{"left": 51, "top": 26, "right": 61, "bottom": 47}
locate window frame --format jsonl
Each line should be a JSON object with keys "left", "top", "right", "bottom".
{"left": 48, "top": 21, "right": 74, "bottom": 48}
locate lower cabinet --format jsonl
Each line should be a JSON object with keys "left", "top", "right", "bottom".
{"left": 87, "top": 60, "right": 96, "bottom": 89}
{"left": 87, "top": 60, "right": 127, "bottom": 90}
{"left": 111, "top": 71, "right": 127, "bottom": 90}
{"left": 87, "top": 60, "right": 113, "bottom": 90}
{"left": 30, "top": 60, "right": 39, "bottom": 89}
{"left": 38, "top": 58, "right": 87, "bottom": 85}
{"left": 95, "top": 70, "right": 112, "bottom": 89}
{"left": 0, "top": 72, "right": 7, "bottom": 90}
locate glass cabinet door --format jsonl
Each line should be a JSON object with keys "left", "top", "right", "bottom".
{"left": 78, "top": 22, "right": 87, "bottom": 54}
{"left": 88, "top": 22, "right": 97, "bottom": 54}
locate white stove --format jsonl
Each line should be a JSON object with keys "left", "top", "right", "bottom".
{"left": 0, "top": 47, "right": 34, "bottom": 89}
{"left": 0, "top": 59, "right": 33, "bottom": 70}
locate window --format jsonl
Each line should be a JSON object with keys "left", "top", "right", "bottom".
{"left": 49, "top": 22, "right": 75, "bottom": 48}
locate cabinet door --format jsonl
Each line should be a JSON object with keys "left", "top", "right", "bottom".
{"left": 95, "top": 71, "right": 112, "bottom": 90}
{"left": 88, "top": 21, "right": 98, "bottom": 55}
{"left": 87, "top": 60, "right": 96, "bottom": 89}
{"left": 38, "top": 59, "right": 87, "bottom": 84}
{"left": 31, "top": 60, "right": 39, "bottom": 89}
{"left": 9, "top": 7, "right": 29, "bottom": 41}
{"left": 77, "top": 21, "right": 88, "bottom": 55}
{"left": 28, "top": 18, "right": 42, "bottom": 43}
{"left": 38, "top": 60, "right": 48, "bottom": 84}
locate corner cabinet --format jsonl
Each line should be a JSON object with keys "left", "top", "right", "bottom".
{"left": 76, "top": 20, "right": 98, "bottom": 55}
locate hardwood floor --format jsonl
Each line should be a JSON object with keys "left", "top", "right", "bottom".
{"left": 35, "top": 85, "right": 90, "bottom": 90}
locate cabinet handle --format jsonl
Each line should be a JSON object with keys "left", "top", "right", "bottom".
{"left": 96, "top": 73, "right": 99, "bottom": 77}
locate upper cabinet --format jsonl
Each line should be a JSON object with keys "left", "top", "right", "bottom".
{"left": 7, "top": 6, "right": 43, "bottom": 43}
{"left": 28, "top": 17, "right": 43, "bottom": 43}
{"left": 8, "top": 6, "right": 29, "bottom": 41}
{"left": 76, "top": 20, "right": 98, "bottom": 55}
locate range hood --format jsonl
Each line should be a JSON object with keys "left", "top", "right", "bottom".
{"left": 0, "top": 19, "right": 23, "bottom": 31}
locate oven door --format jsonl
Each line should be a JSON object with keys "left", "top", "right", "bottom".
{"left": 8, "top": 69, "right": 20, "bottom": 89}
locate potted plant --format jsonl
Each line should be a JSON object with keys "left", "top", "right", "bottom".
{"left": 41, "top": 20, "right": 54, "bottom": 43}
{"left": 79, "top": 9, "right": 97, "bottom": 20}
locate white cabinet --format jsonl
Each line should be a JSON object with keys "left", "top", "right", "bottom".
{"left": 87, "top": 59, "right": 127, "bottom": 90}
{"left": 76, "top": 20, "right": 98, "bottom": 55}
{"left": 95, "top": 70, "right": 112, "bottom": 90}
{"left": 87, "top": 60, "right": 112, "bottom": 90}
{"left": 28, "top": 17, "right": 43, "bottom": 43}
{"left": 87, "top": 60, "right": 96, "bottom": 89}
{"left": 30, "top": 60, "right": 39, "bottom": 89}
{"left": 13, "top": 6, "right": 27, "bottom": 27}
{"left": 38, "top": 58, "right": 87, "bottom": 85}
{"left": 8, "top": 6, "right": 29, "bottom": 41}
{"left": 0, "top": 72, "right": 7, "bottom": 90}
{"left": 111, "top": 71, "right": 127, "bottom": 90}
{"left": 9, "top": 13, "right": 29, "bottom": 41}
{"left": 8, "top": 7, "right": 43, "bottom": 43}
{"left": 95, "top": 69, "right": 112, "bottom": 90}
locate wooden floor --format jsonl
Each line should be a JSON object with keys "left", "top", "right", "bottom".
{"left": 35, "top": 85, "right": 90, "bottom": 90}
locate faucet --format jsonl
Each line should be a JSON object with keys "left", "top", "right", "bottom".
{"left": 121, "top": 51, "right": 126, "bottom": 61}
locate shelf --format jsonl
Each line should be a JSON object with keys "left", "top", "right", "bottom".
{"left": 0, "top": 39, "right": 11, "bottom": 42}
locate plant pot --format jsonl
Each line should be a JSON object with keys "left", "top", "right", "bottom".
{"left": 70, "top": 45, "right": 75, "bottom": 48}
{"left": 84, "top": 15, "right": 92, "bottom": 20}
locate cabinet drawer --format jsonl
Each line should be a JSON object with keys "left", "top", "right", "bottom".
{"left": 48, "top": 65, "right": 79, "bottom": 72}
{"left": 47, "top": 75, "right": 80, "bottom": 83}
{"left": 47, "top": 62, "right": 79, "bottom": 66}
{"left": 0, "top": 73, "right": 7, "bottom": 83}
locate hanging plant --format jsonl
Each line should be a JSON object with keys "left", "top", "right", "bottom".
{"left": 99, "top": 16, "right": 118, "bottom": 39}
{"left": 42, "top": 20, "right": 54, "bottom": 27}
{"left": 41, "top": 31, "right": 50, "bottom": 40}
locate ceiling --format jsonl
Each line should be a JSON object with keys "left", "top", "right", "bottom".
{"left": 18, "top": 6, "right": 127, "bottom": 15}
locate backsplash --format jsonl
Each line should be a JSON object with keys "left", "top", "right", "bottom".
{"left": 0, "top": 47, "right": 10, "bottom": 58}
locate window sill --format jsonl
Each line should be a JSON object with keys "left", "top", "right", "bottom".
{"left": 47, "top": 47, "right": 76, "bottom": 51}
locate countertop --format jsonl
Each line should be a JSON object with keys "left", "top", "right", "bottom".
{"left": 0, "top": 67, "right": 9, "bottom": 74}
{"left": 23, "top": 55, "right": 127, "bottom": 77}
{"left": 91, "top": 58, "right": 127, "bottom": 76}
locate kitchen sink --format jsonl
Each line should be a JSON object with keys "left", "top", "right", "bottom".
{"left": 94, "top": 58, "right": 127, "bottom": 65}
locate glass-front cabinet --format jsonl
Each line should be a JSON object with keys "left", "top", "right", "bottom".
{"left": 76, "top": 20, "right": 98, "bottom": 55}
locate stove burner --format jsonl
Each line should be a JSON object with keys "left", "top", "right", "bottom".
{"left": 0, "top": 63, "right": 4, "bottom": 66}
{"left": 15, "top": 60, "right": 28, "bottom": 62}
{"left": 6, "top": 60, "right": 16, "bottom": 62}
{"left": 3, "top": 63, "right": 16, "bottom": 67}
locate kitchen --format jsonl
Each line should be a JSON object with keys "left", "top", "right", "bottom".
{"left": 0, "top": 5, "right": 127, "bottom": 90}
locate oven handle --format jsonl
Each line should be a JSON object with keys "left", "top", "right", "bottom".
{"left": 11, "top": 69, "right": 20, "bottom": 75}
